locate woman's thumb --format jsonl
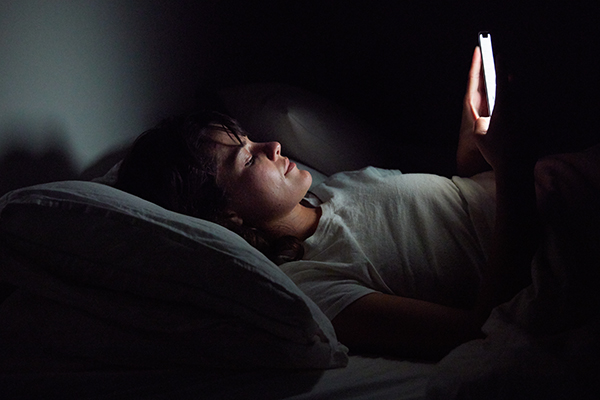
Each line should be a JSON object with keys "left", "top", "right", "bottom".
{"left": 475, "top": 116, "right": 490, "bottom": 135}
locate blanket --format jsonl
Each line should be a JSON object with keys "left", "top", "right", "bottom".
{"left": 427, "top": 144, "right": 600, "bottom": 399}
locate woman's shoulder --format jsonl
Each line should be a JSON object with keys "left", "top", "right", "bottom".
{"left": 318, "top": 167, "right": 462, "bottom": 192}
{"left": 309, "top": 167, "right": 398, "bottom": 200}
{"left": 311, "top": 167, "right": 460, "bottom": 203}
{"left": 320, "top": 166, "right": 403, "bottom": 186}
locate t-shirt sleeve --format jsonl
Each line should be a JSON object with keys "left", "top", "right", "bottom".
{"left": 280, "top": 260, "right": 378, "bottom": 320}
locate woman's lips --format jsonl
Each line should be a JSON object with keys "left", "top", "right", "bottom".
{"left": 285, "top": 159, "right": 296, "bottom": 175}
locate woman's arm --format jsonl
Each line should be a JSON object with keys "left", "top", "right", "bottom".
{"left": 332, "top": 293, "right": 485, "bottom": 360}
{"left": 458, "top": 46, "right": 539, "bottom": 304}
{"left": 471, "top": 69, "right": 540, "bottom": 307}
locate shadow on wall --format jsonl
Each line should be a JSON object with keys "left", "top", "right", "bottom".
{"left": 0, "top": 146, "right": 77, "bottom": 198}
{"left": 0, "top": 125, "right": 78, "bottom": 198}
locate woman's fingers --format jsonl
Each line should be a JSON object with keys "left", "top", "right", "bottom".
{"left": 467, "top": 47, "right": 482, "bottom": 98}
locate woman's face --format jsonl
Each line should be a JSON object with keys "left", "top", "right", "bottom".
{"left": 212, "top": 130, "right": 312, "bottom": 227}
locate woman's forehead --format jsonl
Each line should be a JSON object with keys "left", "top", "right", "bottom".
{"left": 208, "top": 128, "right": 246, "bottom": 146}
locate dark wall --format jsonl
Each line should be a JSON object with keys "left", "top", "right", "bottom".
{"left": 203, "top": 1, "right": 599, "bottom": 157}
{"left": 1, "top": 0, "right": 598, "bottom": 193}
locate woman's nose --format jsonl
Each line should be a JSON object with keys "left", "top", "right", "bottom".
{"left": 265, "top": 141, "right": 281, "bottom": 160}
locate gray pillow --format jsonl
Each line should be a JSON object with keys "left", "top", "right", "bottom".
{"left": 0, "top": 181, "right": 348, "bottom": 369}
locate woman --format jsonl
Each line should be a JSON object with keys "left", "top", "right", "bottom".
{"left": 116, "top": 47, "right": 539, "bottom": 360}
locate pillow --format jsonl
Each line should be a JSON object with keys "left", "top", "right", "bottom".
{"left": 218, "top": 83, "right": 383, "bottom": 176}
{"left": 0, "top": 181, "right": 348, "bottom": 369}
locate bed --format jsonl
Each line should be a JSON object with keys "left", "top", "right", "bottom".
{"left": 1, "top": 84, "right": 599, "bottom": 399}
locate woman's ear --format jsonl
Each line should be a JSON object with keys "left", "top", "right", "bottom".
{"left": 223, "top": 210, "right": 243, "bottom": 226}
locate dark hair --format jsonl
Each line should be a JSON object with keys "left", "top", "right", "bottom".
{"left": 115, "top": 110, "right": 303, "bottom": 264}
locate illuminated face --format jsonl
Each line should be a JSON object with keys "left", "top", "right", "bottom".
{"left": 212, "top": 131, "right": 312, "bottom": 228}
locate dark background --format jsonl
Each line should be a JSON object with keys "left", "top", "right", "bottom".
{"left": 203, "top": 0, "right": 599, "bottom": 157}
{"left": 1, "top": 0, "right": 599, "bottom": 194}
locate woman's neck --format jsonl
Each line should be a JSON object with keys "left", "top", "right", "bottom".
{"left": 262, "top": 204, "right": 322, "bottom": 241}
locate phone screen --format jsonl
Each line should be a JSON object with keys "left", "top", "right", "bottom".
{"left": 478, "top": 32, "right": 496, "bottom": 115}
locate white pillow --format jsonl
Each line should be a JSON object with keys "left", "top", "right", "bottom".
{"left": 0, "top": 181, "right": 348, "bottom": 369}
{"left": 218, "top": 83, "right": 382, "bottom": 176}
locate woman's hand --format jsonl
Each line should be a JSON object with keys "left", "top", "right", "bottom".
{"left": 456, "top": 47, "right": 492, "bottom": 176}
{"left": 474, "top": 65, "right": 537, "bottom": 175}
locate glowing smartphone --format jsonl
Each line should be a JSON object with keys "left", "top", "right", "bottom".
{"left": 478, "top": 31, "right": 496, "bottom": 116}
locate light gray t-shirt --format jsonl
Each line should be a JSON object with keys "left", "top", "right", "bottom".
{"left": 280, "top": 167, "right": 496, "bottom": 320}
